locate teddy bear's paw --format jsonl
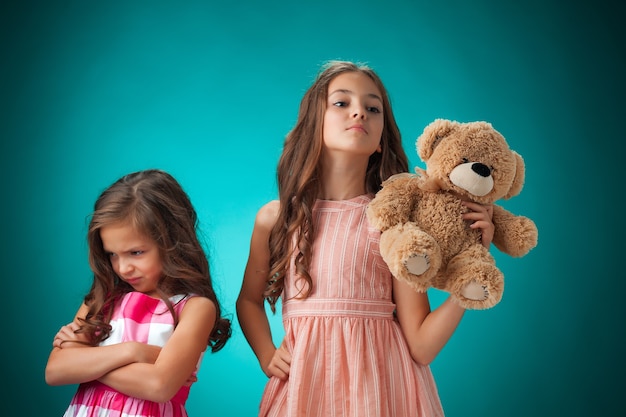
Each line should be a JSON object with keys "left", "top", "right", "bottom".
{"left": 404, "top": 254, "right": 430, "bottom": 275}
{"left": 461, "top": 280, "right": 489, "bottom": 301}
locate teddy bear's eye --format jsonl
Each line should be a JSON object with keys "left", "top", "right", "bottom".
{"left": 461, "top": 158, "right": 469, "bottom": 164}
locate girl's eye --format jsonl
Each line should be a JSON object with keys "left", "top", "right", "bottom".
{"left": 367, "top": 106, "right": 381, "bottom": 114}
{"left": 131, "top": 250, "right": 144, "bottom": 256}
{"left": 333, "top": 101, "right": 347, "bottom": 107}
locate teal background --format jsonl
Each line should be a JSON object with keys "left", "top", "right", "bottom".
{"left": 1, "top": 1, "right": 623, "bottom": 416}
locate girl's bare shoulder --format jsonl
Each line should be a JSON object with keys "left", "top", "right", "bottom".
{"left": 255, "top": 200, "right": 280, "bottom": 229}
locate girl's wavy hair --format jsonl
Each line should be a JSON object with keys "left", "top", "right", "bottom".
{"left": 263, "top": 60, "right": 409, "bottom": 312}
{"left": 79, "top": 169, "right": 231, "bottom": 352}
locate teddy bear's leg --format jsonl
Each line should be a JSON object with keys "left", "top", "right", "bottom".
{"left": 460, "top": 281, "right": 489, "bottom": 301}
{"left": 445, "top": 245, "right": 504, "bottom": 310}
{"left": 379, "top": 222, "right": 442, "bottom": 292}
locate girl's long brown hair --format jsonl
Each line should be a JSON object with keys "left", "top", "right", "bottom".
{"left": 263, "top": 61, "right": 409, "bottom": 312}
{"left": 80, "top": 169, "right": 231, "bottom": 352}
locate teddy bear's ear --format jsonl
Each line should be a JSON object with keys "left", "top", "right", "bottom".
{"left": 417, "top": 119, "right": 456, "bottom": 161}
{"left": 504, "top": 151, "right": 526, "bottom": 199}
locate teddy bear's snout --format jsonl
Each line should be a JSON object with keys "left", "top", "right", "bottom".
{"left": 449, "top": 161, "right": 494, "bottom": 197}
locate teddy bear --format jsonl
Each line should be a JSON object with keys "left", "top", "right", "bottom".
{"left": 366, "top": 119, "right": 538, "bottom": 309}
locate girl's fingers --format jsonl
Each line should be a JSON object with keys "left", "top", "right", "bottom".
{"left": 53, "top": 322, "right": 90, "bottom": 348}
{"left": 268, "top": 342, "right": 292, "bottom": 380}
{"left": 461, "top": 202, "right": 494, "bottom": 247}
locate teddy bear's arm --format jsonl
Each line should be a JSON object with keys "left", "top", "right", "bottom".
{"left": 366, "top": 176, "right": 420, "bottom": 231}
{"left": 491, "top": 205, "right": 538, "bottom": 257}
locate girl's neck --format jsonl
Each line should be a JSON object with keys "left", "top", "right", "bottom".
{"left": 319, "top": 158, "right": 368, "bottom": 201}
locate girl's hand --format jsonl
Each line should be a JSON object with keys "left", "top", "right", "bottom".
{"left": 184, "top": 372, "right": 198, "bottom": 387}
{"left": 131, "top": 342, "right": 161, "bottom": 364}
{"left": 53, "top": 321, "right": 90, "bottom": 348}
{"left": 462, "top": 201, "right": 494, "bottom": 248}
{"left": 264, "top": 341, "right": 292, "bottom": 381}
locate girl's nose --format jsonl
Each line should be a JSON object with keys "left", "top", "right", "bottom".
{"left": 352, "top": 106, "right": 366, "bottom": 119}
{"left": 118, "top": 258, "right": 133, "bottom": 274}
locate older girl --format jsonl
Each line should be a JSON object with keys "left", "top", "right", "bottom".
{"left": 236, "top": 61, "right": 494, "bottom": 416}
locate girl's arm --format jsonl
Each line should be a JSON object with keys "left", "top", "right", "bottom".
{"left": 236, "top": 201, "right": 291, "bottom": 380}
{"left": 45, "top": 303, "right": 159, "bottom": 386}
{"left": 96, "top": 296, "right": 216, "bottom": 403}
{"left": 393, "top": 202, "right": 494, "bottom": 365}
{"left": 393, "top": 282, "right": 465, "bottom": 365}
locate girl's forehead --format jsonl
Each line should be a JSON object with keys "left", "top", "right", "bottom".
{"left": 328, "top": 72, "right": 382, "bottom": 98}
{"left": 100, "top": 222, "right": 149, "bottom": 242}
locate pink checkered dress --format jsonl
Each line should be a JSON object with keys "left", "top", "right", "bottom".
{"left": 62, "top": 292, "right": 202, "bottom": 417}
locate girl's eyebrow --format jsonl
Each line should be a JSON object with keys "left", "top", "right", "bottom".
{"left": 329, "top": 89, "right": 382, "bottom": 102}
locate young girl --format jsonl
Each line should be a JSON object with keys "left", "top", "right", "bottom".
{"left": 45, "top": 169, "right": 231, "bottom": 417}
{"left": 236, "top": 61, "right": 495, "bottom": 416}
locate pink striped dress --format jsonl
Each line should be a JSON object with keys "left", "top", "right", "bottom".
{"left": 259, "top": 195, "right": 444, "bottom": 417}
{"left": 63, "top": 292, "right": 203, "bottom": 417}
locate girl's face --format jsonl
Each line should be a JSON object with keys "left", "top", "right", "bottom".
{"left": 100, "top": 222, "right": 163, "bottom": 297}
{"left": 322, "top": 71, "right": 384, "bottom": 158}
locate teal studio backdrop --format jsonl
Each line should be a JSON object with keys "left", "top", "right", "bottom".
{"left": 1, "top": 0, "right": 623, "bottom": 415}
